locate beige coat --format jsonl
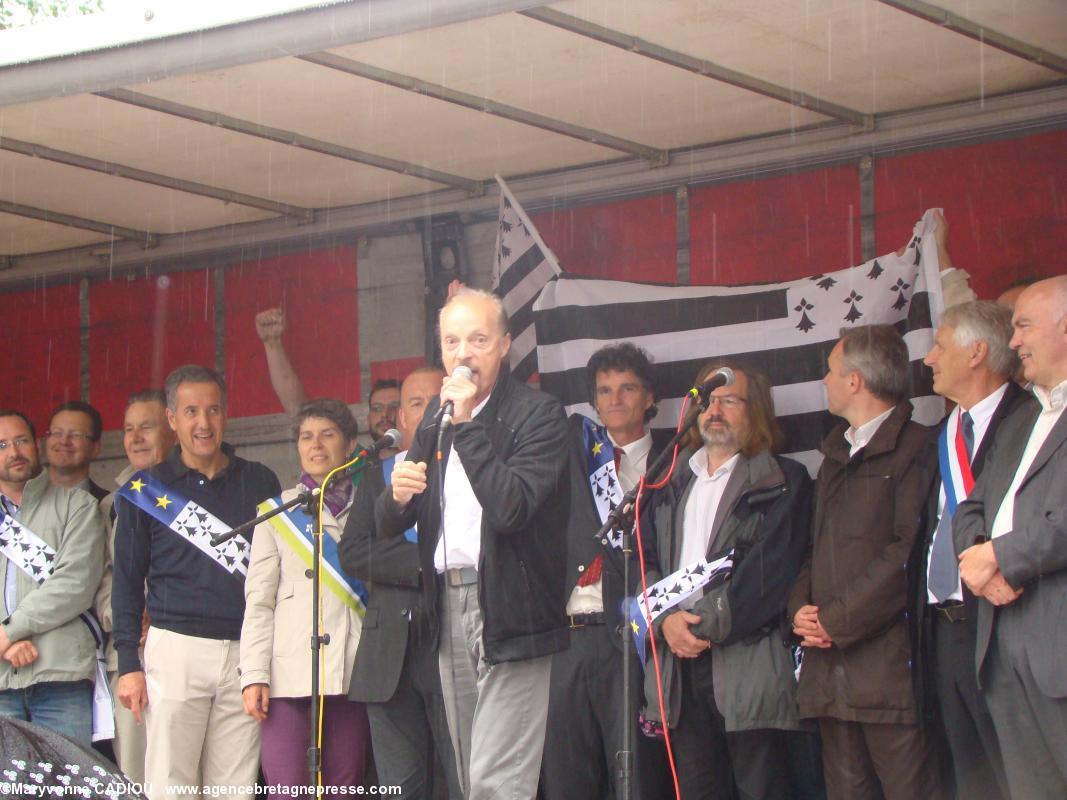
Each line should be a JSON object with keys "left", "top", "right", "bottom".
{"left": 240, "top": 486, "right": 362, "bottom": 698}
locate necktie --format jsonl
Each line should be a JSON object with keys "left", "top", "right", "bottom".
{"left": 928, "top": 409, "right": 974, "bottom": 602}
{"left": 576, "top": 447, "right": 622, "bottom": 588}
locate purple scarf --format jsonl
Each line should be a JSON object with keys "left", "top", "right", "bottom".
{"left": 299, "top": 473, "right": 353, "bottom": 518}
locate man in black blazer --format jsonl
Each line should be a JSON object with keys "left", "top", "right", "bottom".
{"left": 340, "top": 366, "right": 461, "bottom": 799}
{"left": 540, "top": 343, "right": 669, "bottom": 800}
{"left": 954, "top": 276, "right": 1067, "bottom": 798}
{"left": 916, "top": 301, "right": 1030, "bottom": 799}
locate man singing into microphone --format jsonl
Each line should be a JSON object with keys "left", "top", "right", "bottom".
{"left": 377, "top": 287, "right": 570, "bottom": 800}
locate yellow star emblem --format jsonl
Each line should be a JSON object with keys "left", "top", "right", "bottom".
{"left": 129, "top": 479, "right": 145, "bottom": 493}
{"left": 155, "top": 494, "right": 172, "bottom": 510}
{"left": 631, "top": 619, "right": 640, "bottom": 634}
{"left": 592, "top": 441, "right": 603, "bottom": 456}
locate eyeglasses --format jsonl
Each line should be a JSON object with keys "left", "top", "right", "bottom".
{"left": 0, "top": 436, "right": 33, "bottom": 451}
{"left": 45, "top": 429, "right": 96, "bottom": 442}
{"left": 706, "top": 395, "right": 747, "bottom": 409}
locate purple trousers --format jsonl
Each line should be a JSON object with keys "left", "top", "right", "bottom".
{"left": 260, "top": 694, "right": 371, "bottom": 789}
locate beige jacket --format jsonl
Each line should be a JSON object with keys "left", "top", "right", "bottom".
{"left": 96, "top": 464, "right": 135, "bottom": 672}
{"left": 240, "top": 486, "right": 362, "bottom": 697}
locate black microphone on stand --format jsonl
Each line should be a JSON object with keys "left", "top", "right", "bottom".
{"left": 438, "top": 365, "right": 474, "bottom": 435}
{"left": 692, "top": 366, "right": 736, "bottom": 406}
{"left": 343, "top": 428, "right": 401, "bottom": 473}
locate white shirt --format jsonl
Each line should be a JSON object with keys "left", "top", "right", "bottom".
{"left": 926, "top": 382, "right": 1008, "bottom": 604}
{"left": 844, "top": 407, "right": 895, "bottom": 458}
{"left": 433, "top": 394, "right": 491, "bottom": 573}
{"left": 677, "top": 449, "right": 740, "bottom": 609}
{"left": 565, "top": 429, "right": 652, "bottom": 616}
{"left": 992, "top": 379, "right": 1067, "bottom": 539}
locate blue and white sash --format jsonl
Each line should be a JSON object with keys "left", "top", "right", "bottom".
{"left": 0, "top": 511, "right": 114, "bottom": 742}
{"left": 117, "top": 471, "right": 248, "bottom": 577}
{"left": 579, "top": 416, "right": 625, "bottom": 549}
{"left": 258, "top": 497, "right": 368, "bottom": 616}
{"left": 625, "top": 550, "right": 734, "bottom": 661}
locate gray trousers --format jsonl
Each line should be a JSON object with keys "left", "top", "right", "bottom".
{"left": 986, "top": 602, "right": 1067, "bottom": 799}
{"left": 438, "top": 582, "right": 552, "bottom": 800}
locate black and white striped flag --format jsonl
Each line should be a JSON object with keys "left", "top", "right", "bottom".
{"left": 529, "top": 210, "right": 946, "bottom": 472}
{"left": 492, "top": 175, "right": 563, "bottom": 381}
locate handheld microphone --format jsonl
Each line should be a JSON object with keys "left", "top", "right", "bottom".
{"left": 692, "top": 367, "right": 735, "bottom": 406}
{"left": 440, "top": 365, "right": 474, "bottom": 432}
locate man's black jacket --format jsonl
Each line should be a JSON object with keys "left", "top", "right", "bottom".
{"left": 375, "top": 367, "right": 571, "bottom": 665}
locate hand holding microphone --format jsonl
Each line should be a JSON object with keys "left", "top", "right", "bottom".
{"left": 440, "top": 365, "right": 476, "bottom": 431}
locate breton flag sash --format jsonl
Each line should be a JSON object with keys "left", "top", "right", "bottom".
{"left": 579, "top": 416, "right": 625, "bottom": 549}
{"left": 117, "top": 471, "right": 248, "bottom": 577}
{"left": 258, "top": 497, "right": 368, "bottom": 617}
{"left": 0, "top": 511, "right": 114, "bottom": 742}
{"left": 625, "top": 550, "right": 734, "bottom": 662}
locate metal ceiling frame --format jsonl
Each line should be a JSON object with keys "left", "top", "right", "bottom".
{"left": 520, "top": 8, "right": 874, "bottom": 130}
{"left": 299, "top": 52, "right": 670, "bottom": 165}
{"left": 4, "top": 82, "right": 1064, "bottom": 289}
{"left": 0, "top": 137, "right": 313, "bottom": 221}
{"left": 0, "top": 0, "right": 551, "bottom": 107}
{"left": 0, "top": 199, "right": 155, "bottom": 245}
{"left": 96, "top": 88, "right": 484, "bottom": 196}
{"left": 876, "top": 0, "right": 1067, "bottom": 75}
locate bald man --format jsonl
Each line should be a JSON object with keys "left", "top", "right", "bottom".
{"left": 954, "top": 276, "right": 1067, "bottom": 798}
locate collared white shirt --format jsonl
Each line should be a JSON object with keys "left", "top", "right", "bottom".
{"left": 845, "top": 407, "right": 895, "bottom": 458}
{"left": 927, "top": 382, "right": 1009, "bottom": 604}
{"left": 433, "top": 394, "right": 491, "bottom": 573}
{"left": 566, "top": 429, "right": 652, "bottom": 616}
{"left": 677, "top": 449, "right": 740, "bottom": 609}
{"left": 992, "top": 379, "right": 1067, "bottom": 539}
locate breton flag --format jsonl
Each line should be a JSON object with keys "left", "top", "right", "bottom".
{"left": 492, "top": 175, "right": 563, "bottom": 381}
{"left": 490, "top": 176, "right": 946, "bottom": 469}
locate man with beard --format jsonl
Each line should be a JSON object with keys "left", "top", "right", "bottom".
{"left": 0, "top": 409, "right": 106, "bottom": 743}
{"left": 638, "top": 363, "right": 813, "bottom": 800}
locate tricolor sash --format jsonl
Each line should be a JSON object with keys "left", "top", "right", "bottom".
{"left": 625, "top": 550, "right": 734, "bottom": 661}
{"left": 0, "top": 511, "right": 114, "bottom": 742}
{"left": 117, "top": 471, "right": 248, "bottom": 577}
{"left": 579, "top": 416, "right": 625, "bottom": 549}
{"left": 938, "top": 410, "right": 975, "bottom": 518}
{"left": 258, "top": 497, "right": 368, "bottom": 616}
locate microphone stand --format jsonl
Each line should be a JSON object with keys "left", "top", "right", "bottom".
{"left": 211, "top": 456, "right": 383, "bottom": 788}
{"left": 601, "top": 391, "right": 708, "bottom": 800}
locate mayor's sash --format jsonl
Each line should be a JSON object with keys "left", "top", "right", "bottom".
{"left": 117, "top": 471, "right": 248, "bottom": 577}
{"left": 625, "top": 550, "right": 734, "bottom": 661}
{"left": 579, "top": 415, "right": 625, "bottom": 549}
{"left": 0, "top": 511, "right": 114, "bottom": 742}
{"left": 258, "top": 497, "right": 368, "bottom": 617}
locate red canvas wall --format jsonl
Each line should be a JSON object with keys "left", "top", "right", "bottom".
{"left": 689, "top": 164, "right": 863, "bottom": 286}
{"left": 874, "top": 129, "right": 1067, "bottom": 301}
{"left": 89, "top": 270, "right": 215, "bottom": 430}
{"left": 532, "top": 193, "right": 677, "bottom": 283}
{"left": 224, "top": 246, "right": 360, "bottom": 418}
{"left": 0, "top": 283, "right": 81, "bottom": 430}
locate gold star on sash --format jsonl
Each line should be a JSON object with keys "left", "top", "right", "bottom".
{"left": 129, "top": 479, "right": 145, "bottom": 493}
{"left": 155, "top": 495, "right": 172, "bottom": 510}
{"left": 631, "top": 619, "right": 640, "bottom": 634}
{"left": 592, "top": 441, "right": 603, "bottom": 456}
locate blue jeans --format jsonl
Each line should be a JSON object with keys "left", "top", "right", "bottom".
{"left": 0, "top": 680, "right": 93, "bottom": 745}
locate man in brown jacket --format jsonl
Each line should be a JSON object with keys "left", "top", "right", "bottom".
{"left": 788, "top": 325, "right": 946, "bottom": 800}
